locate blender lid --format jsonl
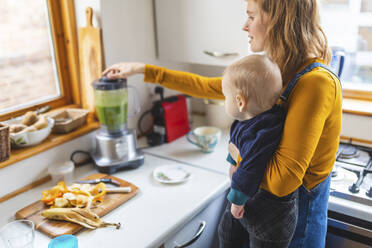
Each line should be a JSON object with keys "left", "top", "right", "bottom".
{"left": 93, "top": 77, "right": 127, "bottom": 90}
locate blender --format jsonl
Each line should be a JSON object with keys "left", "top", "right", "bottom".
{"left": 91, "top": 77, "right": 144, "bottom": 173}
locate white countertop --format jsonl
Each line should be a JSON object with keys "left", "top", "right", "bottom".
{"left": 0, "top": 154, "right": 230, "bottom": 248}
{"left": 141, "top": 116, "right": 231, "bottom": 176}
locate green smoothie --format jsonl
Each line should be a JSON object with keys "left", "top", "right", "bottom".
{"left": 94, "top": 88, "right": 128, "bottom": 132}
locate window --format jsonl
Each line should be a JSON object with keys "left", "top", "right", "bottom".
{"left": 0, "top": 0, "right": 80, "bottom": 121}
{"left": 320, "top": 0, "right": 372, "bottom": 100}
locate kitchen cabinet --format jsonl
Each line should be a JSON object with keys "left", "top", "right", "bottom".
{"left": 160, "top": 192, "right": 227, "bottom": 248}
{"left": 154, "top": 0, "right": 249, "bottom": 66}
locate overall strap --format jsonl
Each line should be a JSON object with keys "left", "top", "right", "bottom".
{"left": 280, "top": 62, "right": 340, "bottom": 102}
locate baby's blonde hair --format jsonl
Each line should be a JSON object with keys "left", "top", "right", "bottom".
{"left": 223, "top": 55, "right": 282, "bottom": 115}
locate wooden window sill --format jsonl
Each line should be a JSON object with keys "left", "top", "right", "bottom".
{"left": 0, "top": 116, "right": 99, "bottom": 169}
{"left": 342, "top": 98, "right": 372, "bottom": 117}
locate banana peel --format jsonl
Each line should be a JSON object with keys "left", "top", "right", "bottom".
{"left": 41, "top": 207, "right": 121, "bottom": 230}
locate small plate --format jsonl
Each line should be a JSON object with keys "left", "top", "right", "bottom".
{"left": 153, "top": 165, "right": 191, "bottom": 184}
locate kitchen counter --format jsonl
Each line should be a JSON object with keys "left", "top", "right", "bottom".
{"left": 0, "top": 154, "right": 229, "bottom": 248}
{"left": 141, "top": 115, "right": 231, "bottom": 176}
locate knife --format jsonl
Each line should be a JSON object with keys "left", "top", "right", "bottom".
{"left": 76, "top": 178, "right": 121, "bottom": 186}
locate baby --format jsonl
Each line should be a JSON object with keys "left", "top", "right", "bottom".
{"left": 219, "top": 54, "right": 298, "bottom": 246}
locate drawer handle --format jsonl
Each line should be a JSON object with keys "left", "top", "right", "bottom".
{"left": 174, "top": 221, "right": 206, "bottom": 248}
{"left": 203, "top": 50, "right": 239, "bottom": 58}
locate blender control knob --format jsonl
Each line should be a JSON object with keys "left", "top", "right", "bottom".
{"left": 367, "top": 187, "right": 372, "bottom": 198}
{"left": 349, "top": 183, "right": 360, "bottom": 194}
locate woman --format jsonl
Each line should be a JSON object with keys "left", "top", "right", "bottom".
{"left": 103, "top": 0, "right": 342, "bottom": 247}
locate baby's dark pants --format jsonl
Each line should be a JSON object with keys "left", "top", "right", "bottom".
{"left": 218, "top": 188, "right": 298, "bottom": 248}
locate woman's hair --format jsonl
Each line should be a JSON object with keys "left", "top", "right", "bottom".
{"left": 223, "top": 55, "right": 282, "bottom": 115}
{"left": 253, "top": 0, "right": 331, "bottom": 83}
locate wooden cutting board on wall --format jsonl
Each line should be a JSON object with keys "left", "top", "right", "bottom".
{"left": 15, "top": 173, "right": 139, "bottom": 238}
{"left": 78, "top": 7, "right": 103, "bottom": 117}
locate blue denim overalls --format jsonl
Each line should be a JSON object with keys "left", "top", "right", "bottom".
{"left": 282, "top": 62, "right": 339, "bottom": 248}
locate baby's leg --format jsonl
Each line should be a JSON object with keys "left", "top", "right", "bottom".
{"left": 218, "top": 202, "right": 249, "bottom": 248}
{"left": 240, "top": 189, "right": 298, "bottom": 248}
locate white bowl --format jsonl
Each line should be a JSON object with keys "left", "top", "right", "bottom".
{"left": 5, "top": 117, "right": 54, "bottom": 148}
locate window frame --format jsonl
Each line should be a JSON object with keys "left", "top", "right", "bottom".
{"left": 343, "top": 89, "right": 372, "bottom": 101}
{"left": 0, "top": 0, "right": 80, "bottom": 122}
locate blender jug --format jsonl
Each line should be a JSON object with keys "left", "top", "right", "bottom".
{"left": 93, "top": 77, "right": 140, "bottom": 133}
{"left": 91, "top": 77, "right": 144, "bottom": 173}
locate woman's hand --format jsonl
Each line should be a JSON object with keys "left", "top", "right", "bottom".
{"left": 102, "top": 62, "right": 145, "bottom": 79}
{"left": 231, "top": 203, "right": 244, "bottom": 219}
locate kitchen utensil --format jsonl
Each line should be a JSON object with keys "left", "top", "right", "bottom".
{"left": 138, "top": 86, "right": 190, "bottom": 147}
{"left": 153, "top": 165, "right": 191, "bottom": 184}
{"left": 330, "top": 46, "right": 345, "bottom": 77}
{"left": 186, "top": 126, "right": 221, "bottom": 153}
{"left": 48, "top": 234, "right": 78, "bottom": 248}
{"left": 0, "top": 220, "right": 35, "bottom": 248}
{"left": 91, "top": 77, "right": 144, "bottom": 174}
{"left": 204, "top": 99, "right": 234, "bottom": 129}
{"left": 47, "top": 108, "right": 89, "bottom": 134}
{"left": 105, "top": 187, "right": 132, "bottom": 193}
{"left": 7, "top": 117, "right": 54, "bottom": 148}
{"left": 78, "top": 7, "right": 103, "bottom": 115}
{"left": 15, "top": 173, "right": 139, "bottom": 238}
{"left": 75, "top": 178, "right": 121, "bottom": 186}
{"left": 0, "top": 123, "right": 10, "bottom": 162}
{"left": 48, "top": 161, "right": 75, "bottom": 185}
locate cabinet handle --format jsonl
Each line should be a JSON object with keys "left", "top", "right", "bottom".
{"left": 174, "top": 221, "right": 206, "bottom": 248}
{"left": 203, "top": 50, "right": 239, "bottom": 58}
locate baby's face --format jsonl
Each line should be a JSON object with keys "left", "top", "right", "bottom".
{"left": 222, "top": 75, "right": 241, "bottom": 119}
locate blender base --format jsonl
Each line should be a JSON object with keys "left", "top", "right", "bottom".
{"left": 93, "top": 153, "right": 144, "bottom": 174}
{"left": 91, "top": 128, "right": 145, "bottom": 174}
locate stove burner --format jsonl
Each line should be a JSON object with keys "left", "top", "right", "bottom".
{"left": 330, "top": 167, "right": 345, "bottom": 181}
{"left": 338, "top": 144, "right": 359, "bottom": 159}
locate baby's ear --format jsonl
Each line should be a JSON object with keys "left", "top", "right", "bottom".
{"left": 235, "top": 94, "right": 247, "bottom": 112}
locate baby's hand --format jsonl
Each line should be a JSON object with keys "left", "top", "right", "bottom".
{"left": 231, "top": 203, "right": 244, "bottom": 219}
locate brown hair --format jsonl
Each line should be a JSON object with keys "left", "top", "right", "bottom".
{"left": 223, "top": 55, "right": 282, "bottom": 115}
{"left": 253, "top": 0, "right": 331, "bottom": 83}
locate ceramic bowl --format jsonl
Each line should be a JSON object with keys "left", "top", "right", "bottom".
{"left": 5, "top": 117, "right": 54, "bottom": 148}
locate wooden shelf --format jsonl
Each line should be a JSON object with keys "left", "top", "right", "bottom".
{"left": 0, "top": 120, "right": 100, "bottom": 169}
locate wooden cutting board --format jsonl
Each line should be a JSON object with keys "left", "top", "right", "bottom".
{"left": 15, "top": 173, "right": 139, "bottom": 238}
{"left": 78, "top": 7, "right": 103, "bottom": 116}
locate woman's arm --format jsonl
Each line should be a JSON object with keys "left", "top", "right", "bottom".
{"left": 261, "top": 69, "right": 341, "bottom": 196}
{"left": 103, "top": 63, "right": 224, "bottom": 100}
{"left": 144, "top": 65, "right": 224, "bottom": 100}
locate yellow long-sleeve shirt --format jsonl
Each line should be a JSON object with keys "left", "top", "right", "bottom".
{"left": 144, "top": 58, "right": 342, "bottom": 196}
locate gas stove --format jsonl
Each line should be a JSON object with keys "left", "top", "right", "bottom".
{"left": 327, "top": 141, "right": 372, "bottom": 247}
{"left": 331, "top": 142, "right": 372, "bottom": 205}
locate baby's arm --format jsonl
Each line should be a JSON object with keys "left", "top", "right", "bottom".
{"left": 229, "top": 164, "right": 237, "bottom": 180}
{"left": 227, "top": 142, "right": 239, "bottom": 180}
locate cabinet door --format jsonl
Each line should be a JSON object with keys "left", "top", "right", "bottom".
{"left": 161, "top": 192, "right": 227, "bottom": 248}
{"left": 155, "top": 0, "right": 250, "bottom": 66}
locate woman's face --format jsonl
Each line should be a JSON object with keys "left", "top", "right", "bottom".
{"left": 243, "top": 0, "right": 268, "bottom": 52}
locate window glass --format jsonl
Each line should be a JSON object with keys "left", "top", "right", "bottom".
{"left": 0, "top": 0, "right": 60, "bottom": 114}
{"left": 320, "top": 0, "right": 372, "bottom": 91}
